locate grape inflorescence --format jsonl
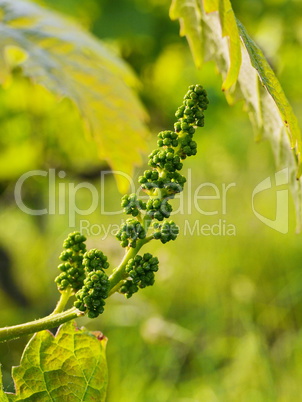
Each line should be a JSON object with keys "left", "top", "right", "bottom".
{"left": 55, "top": 85, "right": 208, "bottom": 318}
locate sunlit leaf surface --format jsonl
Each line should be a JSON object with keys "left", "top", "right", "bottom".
{"left": 170, "top": 0, "right": 302, "bottom": 225}
{"left": 0, "top": 0, "right": 149, "bottom": 191}
{"left": 5, "top": 321, "right": 108, "bottom": 401}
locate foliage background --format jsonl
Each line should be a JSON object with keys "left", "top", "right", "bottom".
{"left": 1, "top": 0, "right": 302, "bottom": 400}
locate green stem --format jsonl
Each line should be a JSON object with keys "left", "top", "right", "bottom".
{"left": 0, "top": 307, "right": 81, "bottom": 342}
{"left": 108, "top": 245, "right": 142, "bottom": 291}
{"left": 108, "top": 234, "right": 153, "bottom": 293}
{"left": 108, "top": 281, "right": 124, "bottom": 297}
{"left": 51, "top": 288, "right": 73, "bottom": 315}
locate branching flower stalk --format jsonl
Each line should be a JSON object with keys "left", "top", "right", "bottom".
{"left": 0, "top": 85, "right": 208, "bottom": 342}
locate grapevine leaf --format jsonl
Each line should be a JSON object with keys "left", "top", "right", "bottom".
{"left": 0, "top": 0, "right": 149, "bottom": 192}
{"left": 170, "top": 0, "right": 302, "bottom": 226}
{"left": 169, "top": 0, "right": 204, "bottom": 67}
{"left": 237, "top": 20, "right": 301, "bottom": 155}
{"left": 218, "top": 0, "right": 241, "bottom": 90}
{"left": 0, "top": 367, "right": 9, "bottom": 401}
{"left": 204, "top": 0, "right": 218, "bottom": 12}
{"left": 204, "top": 0, "right": 220, "bottom": 13}
{"left": 5, "top": 321, "right": 108, "bottom": 401}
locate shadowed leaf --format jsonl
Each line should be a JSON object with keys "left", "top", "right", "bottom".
{"left": 170, "top": 0, "right": 302, "bottom": 227}
{"left": 0, "top": 368, "right": 9, "bottom": 401}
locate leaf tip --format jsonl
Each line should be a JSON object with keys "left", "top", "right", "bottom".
{"left": 91, "top": 331, "right": 108, "bottom": 343}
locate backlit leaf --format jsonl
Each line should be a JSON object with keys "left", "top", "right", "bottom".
{"left": 0, "top": 0, "right": 149, "bottom": 192}
{"left": 169, "top": 0, "right": 204, "bottom": 67}
{"left": 170, "top": 0, "right": 302, "bottom": 226}
{"left": 218, "top": 0, "right": 241, "bottom": 90}
{"left": 5, "top": 321, "right": 108, "bottom": 401}
{"left": 237, "top": 21, "right": 301, "bottom": 155}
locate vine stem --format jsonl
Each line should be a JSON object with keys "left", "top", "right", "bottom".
{"left": 51, "top": 287, "right": 73, "bottom": 315}
{"left": 0, "top": 307, "right": 81, "bottom": 342}
{"left": 108, "top": 242, "right": 144, "bottom": 292}
{"left": 0, "top": 222, "right": 154, "bottom": 341}
{"left": 108, "top": 222, "right": 154, "bottom": 295}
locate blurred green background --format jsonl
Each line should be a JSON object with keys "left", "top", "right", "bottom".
{"left": 1, "top": 0, "right": 302, "bottom": 401}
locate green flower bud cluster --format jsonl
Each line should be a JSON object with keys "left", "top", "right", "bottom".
{"left": 157, "top": 130, "right": 178, "bottom": 148}
{"left": 146, "top": 198, "right": 173, "bottom": 221}
{"left": 174, "top": 84, "right": 209, "bottom": 159}
{"left": 117, "top": 85, "right": 208, "bottom": 249}
{"left": 113, "top": 85, "right": 208, "bottom": 301}
{"left": 74, "top": 271, "right": 110, "bottom": 318}
{"left": 177, "top": 136, "right": 197, "bottom": 158}
{"left": 148, "top": 148, "right": 183, "bottom": 172}
{"left": 153, "top": 221, "right": 179, "bottom": 243}
{"left": 137, "top": 85, "right": 208, "bottom": 199}
{"left": 55, "top": 232, "right": 87, "bottom": 292}
{"left": 50, "top": 86, "right": 208, "bottom": 322}
{"left": 121, "top": 194, "right": 146, "bottom": 217}
{"left": 116, "top": 219, "right": 146, "bottom": 248}
{"left": 175, "top": 84, "right": 208, "bottom": 126}
{"left": 138, "top": 170, "right": 186, "bottom": 195}
{"left": 162, "top": 171, "right": 186, "bottom": 194}
{"left": 83, "top": 249, "right": 110, "bottom": 271}
{"left": 138, "top": 170, "right": 163, "bottom": 191}
{"left": 74, "top": 249, "right": 110, "bottom": 318}
{"left": 119, "top": 253, "right": 159, "bottom": 298}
